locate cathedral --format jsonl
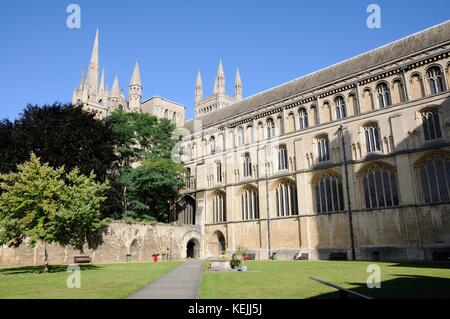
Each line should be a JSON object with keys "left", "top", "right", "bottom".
{"left": 74, "top": 21, "right": 450, "bottom": 262}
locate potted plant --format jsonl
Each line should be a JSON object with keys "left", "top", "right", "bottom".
{"left": 235, "top": 246, "right": 249, "bottom": 271}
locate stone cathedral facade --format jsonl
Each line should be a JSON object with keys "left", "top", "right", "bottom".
{"left": 75, "top": 22, "right": 450, "bottom": 262}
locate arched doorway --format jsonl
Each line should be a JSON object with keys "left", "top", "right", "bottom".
{"left": 215, "top": 231, "right": 226, "bottom": 255}
{"left": 186, "top": 239, "right": 200, "bottom": 258}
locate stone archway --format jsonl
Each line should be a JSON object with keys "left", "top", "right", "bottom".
{"left": 215, "top": 231, "right": 226, "bottom": 255}
{"left": 186, "top": 238, "right": 200, "bottom": 259}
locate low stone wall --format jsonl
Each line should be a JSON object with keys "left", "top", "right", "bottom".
{"left": 0, "top": 221, "right": 201, "bottom": 267}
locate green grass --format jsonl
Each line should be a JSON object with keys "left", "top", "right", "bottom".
{"left": 0, "top": 261, "right": 182, "bottom": 299}
{"left": 201, "top": 260, "right": 450, "bottom": 299}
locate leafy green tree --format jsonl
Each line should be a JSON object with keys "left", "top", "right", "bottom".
{"left": 124, "top": 158, "right": 185, "bottom": 222}
{"left": 0, "top": 154, "right": 109, "bottom": 272}
{"left": 0, "top": 103, "right": 116, "bottom": 182}
{"left": 106, "top": 110, "right": 184, "bottom": 222}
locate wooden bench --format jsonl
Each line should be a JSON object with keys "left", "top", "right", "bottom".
{"left": 309, "top": 276, "right": 372, "bottom": 299}
{"left": 329, "top": 252, "right": 348, "bottom": 260}
{"left": 294, "top": 252, "right": 309, "bottom": 260}
{"left": 74, "top": 255, "right": 91, "bottom": 264}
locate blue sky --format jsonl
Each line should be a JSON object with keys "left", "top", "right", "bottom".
{"left": 0, "top": 0, "right": 449, "bottom": 121}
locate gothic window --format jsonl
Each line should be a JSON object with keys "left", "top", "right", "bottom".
{"left": 216, "top": 162, "right": 223, "bottom": 183}
{"left": 417, "top": 154, "right": 450, "bottom": 203}
{"left": 179, "top": 196, "right": 196, "bottom": 225}
{"left": 299, "top": 108, "right": 308, "bottom": 129}
{"left": 267, "top": 118, "right": 275, "bottom": 138}
{"left": 421, "top": 109, "right": 442, "bottom": 141}
{"left": 362, "top": 165, "right": 399, "bottom": 209}
{"left": 241, "top": 187, "right": 259, "bottom": 220}
{"left": 427, "top": 66, "right": 445, "bottom": 94}
{"left": 275, "top": 181, "right": 298, "bottom": 217}
{"left": 277, "top": 145, "right": 288, "bottom": 171}
{"left": 212, "top": 192, "right": 226, "bottom": 223}
{"left": 364, "top": 123, "right": 382, "bottom": 153}
{"left": 335, "top": 96, "right": 347, "bottom": 119}
{"left": 377, "top": 82, "right": 391, "bottom": 108}
{"left": 392, "top": 79, "right": 406, "bottom": 104}
{"left": 314, "top": 174, "right": 344, "bottom": 213}
{"left": 237, "top": 126, "right": 245, "bottom": 146}
{"left": 243, "top": 153, "right": 252, "bottom": 177}
{"left": 209, "top": 136, "right": 216, "bottom": 154}
{"left": 317, "top": 135, "right": 330, "bottom": 162}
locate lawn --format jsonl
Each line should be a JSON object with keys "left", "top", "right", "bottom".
{"left": 201, "top": 260, "right": 450, "bottom": 299}
{"left": 0, "top": 261, "right": 182, "bottom": 299}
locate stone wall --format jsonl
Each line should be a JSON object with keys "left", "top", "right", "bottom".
{"left": 203, "top": 204, "right": 450, "bottom": 262}
{"left": 0, "top": 221, "right": 201, "bottom": 267}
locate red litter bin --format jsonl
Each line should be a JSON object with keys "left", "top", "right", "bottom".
{"left": 152, "top": 254, "right": 160, "bottom": 263}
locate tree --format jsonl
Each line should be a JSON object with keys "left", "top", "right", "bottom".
{"left": 0, "top": 103, "right": 116, "bottom": 182}
{"left": 106, "top": 110, "right": 184, "bottom": 221}
{"left": 0, "top": 154, "right": 109, "bottom": 272}
{"left": 124, "top": 158, "right": 185, "bottom": 222}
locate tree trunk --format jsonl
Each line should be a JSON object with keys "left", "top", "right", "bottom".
{"left": 44, "top": 242, "right": 49, "bottom": 273}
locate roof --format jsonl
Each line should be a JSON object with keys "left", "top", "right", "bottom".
{"left": 184, "top": 20, "right": 450, "bottom": 133}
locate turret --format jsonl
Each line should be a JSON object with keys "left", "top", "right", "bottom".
{"left": 128, "top": 61, "right": 142, "bottom": 112}
{"left": 195, "top": 70, "right": 203, "bottom": 106}
{"left": 234, "top": 69, "right": 243, "bottom": 100}
{"left": 213, "top": 60, "right": 225, "bottom": 95}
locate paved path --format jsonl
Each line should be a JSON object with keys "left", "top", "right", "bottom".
{"left": 129, "top": 259, "right": 203, "bottom": 299}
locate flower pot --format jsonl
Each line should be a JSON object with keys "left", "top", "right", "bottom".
{"left": 240, "top": 265, "right": 248, "bottom": 272}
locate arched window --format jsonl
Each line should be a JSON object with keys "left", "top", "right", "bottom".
{"left": 364, "top": 123, "right": 381, "bottom": 153}
{"left": 257, "top": 122, "right": 264, "bottom": 140}
{"left": 427, "top": 66, "right": 445, "bottom": 94}
{"left": 241, "top": 187, "right": 259, "bottom": 220}
{"left": 298, "top": 108, "right": 308, "bottom": 129}
{"left": 275, "top": 181, "right": 298, "bottom": 216}
{"left": 277, "top": 145, "right": 288, "bottom": 171}
{"left": 377, "top": 83, "right": 391, "bottom": 108}
{"left": 164, "top": 109, "right": 169, "bottom": 118}
{"left": 179, "top": 196, "right": 196, "bottom": 225}
{"left": 267, "top": 118, "right": 275, "bottom": 138}
{"left": 209, "top": 136, "right": 216, "bottom": 154}
{"left": 317, "top": 136, "right": 330, "bottom": 162}
{"left": 243, "top": 153, "right": 252, "bottom": 177}
{"left": 237, "top": 127, "right": 245, "bottom": 146}
{"left": 421, "top": 109, "right": 442, "bottom": 141}
{"left": 172, "top": 112, "right": 177, "bottom": 123}
{"left": 212, "top": 192, "right": 226, "bottom": 223}
{"left": 362, "top": 165, "right": 399, "bottom": 209}
{"left": 246, "top": 125, "right": 253, "bottom": 144}
{"left": 216, "top": 162, "right": 223, "bottom": 183}
{"left": 417, "top": 154, "right": 450, "bottom": 203}
{"left": 335, "top": 96, "right": 347, "bottom": 119}
{"left": 314, "top": 174, "right": 344, "bottom": 213}
{"left": 392, "top": 79, "right": 406, "bottom": 104}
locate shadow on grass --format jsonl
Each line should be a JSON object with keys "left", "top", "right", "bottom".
{"left": 0, "top": 264, "right": 101, "bottom": 275}
{"left": 387, "top": 262, "right": 450, "bottom": 269}
{"left": 309, "top": 275, "right": 450, "bottom": 299}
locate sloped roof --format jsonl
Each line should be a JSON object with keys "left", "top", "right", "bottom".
{"left": 184, "top": 20, "right": 450, "bottom": 132}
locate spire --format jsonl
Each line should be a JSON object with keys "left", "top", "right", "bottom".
{"left": 129, "top": 62, "right": 142, "bottom": 112}
{"left": 129, "top": 61, "right": 141, "bottom": 86}
{"left": 234, "top": 68, "right": 243, "bottom": 100}
{"left": 110, "top": 75, "right": 120, "bottom": 98}
{"left": 98, "top": 67, "right": 105, "bottom": 96}
{"left": 86, "top": 29, "right": 100, "bottom": 95}
{"left": 195, "top": 70, "right": 203, "bottom": 105}
{"left": 213, "top": 60, "right": 225, "bottom": 95}
{"left": 79, "top": 68, "right": 85, "bottom": 90}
